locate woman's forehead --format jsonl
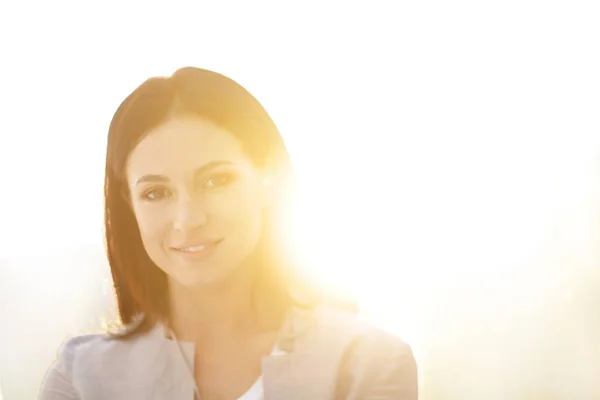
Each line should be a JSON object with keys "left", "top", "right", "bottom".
{"left": 126, "top": 116, "right": 254, "bottom": 180}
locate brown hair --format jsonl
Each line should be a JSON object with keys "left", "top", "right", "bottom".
{"left": 104, "top": 67, "right": 331, "bottom": 338}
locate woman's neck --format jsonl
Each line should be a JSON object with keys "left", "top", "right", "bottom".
{"left": 167, "top": 265, "right": 285, "bottom": 343}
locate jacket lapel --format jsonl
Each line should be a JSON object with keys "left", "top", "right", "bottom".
{"left": 262, "top": 305, "right": 350, "bottom": 400}
{"left": 144, "top": 324, "right": 196, "bottom": 400}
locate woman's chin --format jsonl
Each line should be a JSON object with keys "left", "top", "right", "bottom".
{"left": 173, "top": 265, "right": 238, "bottom": 289}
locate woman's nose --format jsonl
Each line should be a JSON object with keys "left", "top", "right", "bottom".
{"left": 172, "top": 195, "right": 208, "bottom": 232}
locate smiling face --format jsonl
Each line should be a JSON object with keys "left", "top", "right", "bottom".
{"left": 125, "top": 115, "right": 268, "bottom": 287}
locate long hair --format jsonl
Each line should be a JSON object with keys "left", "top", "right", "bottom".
{"left": 104, "top": 67, "right": 333, "bottom": 338}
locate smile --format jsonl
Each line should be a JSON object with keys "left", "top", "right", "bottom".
{"left": 170, "top": 239, "right": 224, "bottom": 260}
{"left": 177, "top": 244, "right": 210, "bottom": 252}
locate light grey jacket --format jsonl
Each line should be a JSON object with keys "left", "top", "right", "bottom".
{"left": 39, "top": 306, "right": 417, "bottom": 399}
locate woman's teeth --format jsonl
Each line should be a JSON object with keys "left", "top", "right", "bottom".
{"left": 179, "top": 245, "right": 207, "bottom": 252}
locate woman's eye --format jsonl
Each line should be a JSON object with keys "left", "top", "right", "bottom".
{"left": 141, "top": 187, "right": 171, "bottom": 201}
{"left": 202, "top": 172, "right": 236, "bottom": 190}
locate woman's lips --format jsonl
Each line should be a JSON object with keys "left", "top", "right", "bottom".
{"left": 170, "top": 238, "right": 224, "bottom": 261}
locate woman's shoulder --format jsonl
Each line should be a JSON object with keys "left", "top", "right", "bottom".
{"left": 39, "top": 324, "right": 162, "bottom": 399}
{"left": 309, "top": 306, "right": 418, "bottom": 398}
{"left": 39, "top": 333, "right": 112, "bottom": 399}
{"left": 52, "top": 333, "right": 109, "bottom": 370}
{"left": 312, "top": 306, "right": 413, "bottom": 352}
{"left": 42, "top": 324, "right": 153, "bottom": 379}
{"left": 45, "top": 331, "right": 128, "bottom": 378}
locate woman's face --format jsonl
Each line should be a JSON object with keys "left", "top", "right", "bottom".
{"left": 125, "top": 115, "right": 268, "bottom": 287}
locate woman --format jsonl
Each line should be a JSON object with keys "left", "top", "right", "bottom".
{"left": 39, "top": 67, "right": 417, "bottom": 399}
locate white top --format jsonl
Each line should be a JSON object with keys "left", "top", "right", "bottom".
{"left": 236, "top": 347, "right": 285, "bottom": 400}
{"left": 236, "top": 375, "right": 264, "bottom": 400}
